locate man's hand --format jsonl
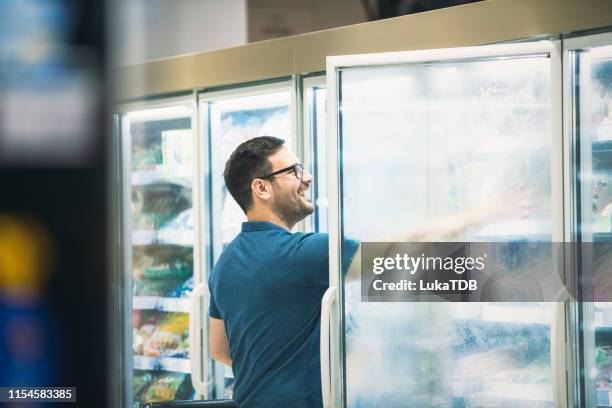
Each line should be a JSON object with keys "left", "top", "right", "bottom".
{"left": 209, "top": 317, "right": 232, "bottom": 366}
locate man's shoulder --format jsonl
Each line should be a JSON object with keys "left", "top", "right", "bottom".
{"left": 292, "top": 231, "right": 328, "bottom": 241}
{"left": 292, "top": 231, "right": 329, "bottom": 246}
{"left": 290, "top": 232, "right": 329, "bottom": 259}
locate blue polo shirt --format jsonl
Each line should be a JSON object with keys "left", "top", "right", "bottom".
{"left": 208, "top": 221, "right": 356, "bottom": 408}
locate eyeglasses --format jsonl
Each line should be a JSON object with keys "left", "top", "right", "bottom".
{"left": 260, "top": 163, "right": 304, "bottom": 180}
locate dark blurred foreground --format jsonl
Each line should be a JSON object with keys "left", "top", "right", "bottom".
{"left": 0, "top": 1, "right": 108, "bottom": 407}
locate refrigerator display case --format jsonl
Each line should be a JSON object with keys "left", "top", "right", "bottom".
{"left": 116, "top": 99, "right": 205, "bottom": 407}
{"left": 323, "top": 41, "right": 566, "bottom": 407}
{"left": 566, "top": 33, "right": 612, "bottom": 408}
{"left": 199, "top": 82, "right": 293, "bottom": 398}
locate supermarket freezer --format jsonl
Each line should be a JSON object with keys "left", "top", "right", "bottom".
{"left": 115, "top": 98, "right": 209, "bottom": 407}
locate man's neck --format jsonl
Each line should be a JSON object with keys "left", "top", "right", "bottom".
{"left": 246, "top": 210, "right": 293, "bottom": 231}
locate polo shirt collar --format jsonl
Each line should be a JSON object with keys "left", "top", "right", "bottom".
{"left": 241, "top": 221, "right": 287, "bottom": 232}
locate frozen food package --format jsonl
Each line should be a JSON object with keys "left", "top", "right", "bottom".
{"left": 133, "top": 279, "right": 184, "bottom": 297}
{"left": 143, "top": 260, "right": 192, "bottom": 280}
{"left": 132, "top": 184, "right": 192, "bottom": 216}
{"left": 143, "top": 313, "right": 190, "bottom": 357}
{"left": 133, "top": 310, "right": 142, "bottom": 329}
{"left": 133, "top": 371, "right": 155, "bottom": 401}
{"left": 158, "top": 313, "right": 189, "bottom": 334}
{"left": 162, "top": 129, "right": 193, "bottom": 167}
{"left": 133, "top": 143, "right": 163, "bottom": 170}
{"left": 134, "top": 324, "right": 156, "bottom": 355}
{"left": 133, "top": 213, "right": 176, "bottom": 230}
{"left": 172, "top": 277, "right": 194, "bottom": 298}
{"left": 132, "top": 251, "right": 156, "bottom": 280}
{"left": 144, "top": 373, "right": 189, "bottom": 402}
{"left": 161, "top": 208, "right": 193, "bottom": 231}
{"left": 143, "top": 331, "right": 182, "bottom": 357}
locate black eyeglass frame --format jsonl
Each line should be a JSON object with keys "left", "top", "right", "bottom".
{"left": 259, "top": 163, "right": 304, "bottom": 180}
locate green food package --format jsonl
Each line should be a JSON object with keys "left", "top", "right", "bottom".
{"left": 143, "top": 261, "right": 192, "bottom": 280}
{"left": 144, "top": 373, "right": 187, "bottom": 402}
{"left": 133, "top": 279, "right": 183, "bottom": 297}
{"left": 133, "top": 371, "right": 155, "bottom": 400}
{"left": 597, "top": 347, "right": 608, "bottom": 366}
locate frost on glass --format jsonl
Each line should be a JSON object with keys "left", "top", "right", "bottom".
{"left": 577, "top": 49, "right": 612, "bottom": 405}
{"left": 338, "top": 56, "right": 555, "bottom": 406}
{"left": 211, "top": 94, "right": 291, "bottom": 245}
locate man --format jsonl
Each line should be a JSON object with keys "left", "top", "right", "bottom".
{"left": 208, "top": 136, "right": 350, "bottom": 408}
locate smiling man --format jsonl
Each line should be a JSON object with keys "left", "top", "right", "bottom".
{"left": 208, "top": 136, "right": 340, "bottom": 408}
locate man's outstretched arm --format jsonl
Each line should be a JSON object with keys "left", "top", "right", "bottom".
{"left": 209, "top": 317, "right": 232, "bottom": 366}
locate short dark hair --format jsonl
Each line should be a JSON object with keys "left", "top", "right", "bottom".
{"left": 224, "top": 136, "right": 285, "bottom": 213}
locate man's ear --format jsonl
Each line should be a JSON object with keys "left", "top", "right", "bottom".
{"left": 251, "top": 178, "right": 272, "bottom": 203}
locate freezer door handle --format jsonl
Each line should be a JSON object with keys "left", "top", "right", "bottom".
{"left": 320, "top": 287, "right": 336, "bottom": 408}
{"left": 190, "top": 283, "right": 208, "bottom": 397}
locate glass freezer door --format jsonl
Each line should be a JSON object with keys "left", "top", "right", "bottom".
{"left": 303, "top": 77, "right": 328, "bottom": 233}
{"left": 118, "top": 100, "right": 202, "bottom": 407}
{"left": 200, "top": 82, "right": 293, "bottom": 399}
{"left": 566, "top": 33, "right": 612, "bottom": 408}
{"left": 325, "top": 41, "right": 565, "bottom": 407}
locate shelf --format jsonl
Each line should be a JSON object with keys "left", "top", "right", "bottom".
{"left": 132, "top": 230, "right": 194, "bottom": 246}
{"left": 132, "top": 165, "right": 192, "bottom": 187}
{"left": 133, "top": 296, "right": 190, "bottom": 313}
{"left": 133, "top": 355, "right": 191, "bottom": 374}
{"left": 453, "top": 380, "right": 552, "bottom": 402}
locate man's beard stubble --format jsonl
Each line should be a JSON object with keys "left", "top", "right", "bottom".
{"left": 271, "top": 183, "right": 313, "bottom": 228}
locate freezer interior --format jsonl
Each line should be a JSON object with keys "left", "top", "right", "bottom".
{"left": 122, "top": 105, "right": 196, "bottom": 406}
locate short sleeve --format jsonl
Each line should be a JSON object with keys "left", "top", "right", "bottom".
{"left": 292, "top": 233, "right": 330, "bottom": 287}
{"left": 291, "top": 233, "right": 360, "bottom": 286}
{"left": 209, "top": 287, "right": 221, "bottom": 319}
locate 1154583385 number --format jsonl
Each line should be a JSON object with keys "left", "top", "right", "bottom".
{"left": 1, "top": 387, "right": 76, "bottom": 402}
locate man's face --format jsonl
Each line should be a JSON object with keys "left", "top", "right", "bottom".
{"left": 266, "top": 146, "right": 314, "bottom": 226}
